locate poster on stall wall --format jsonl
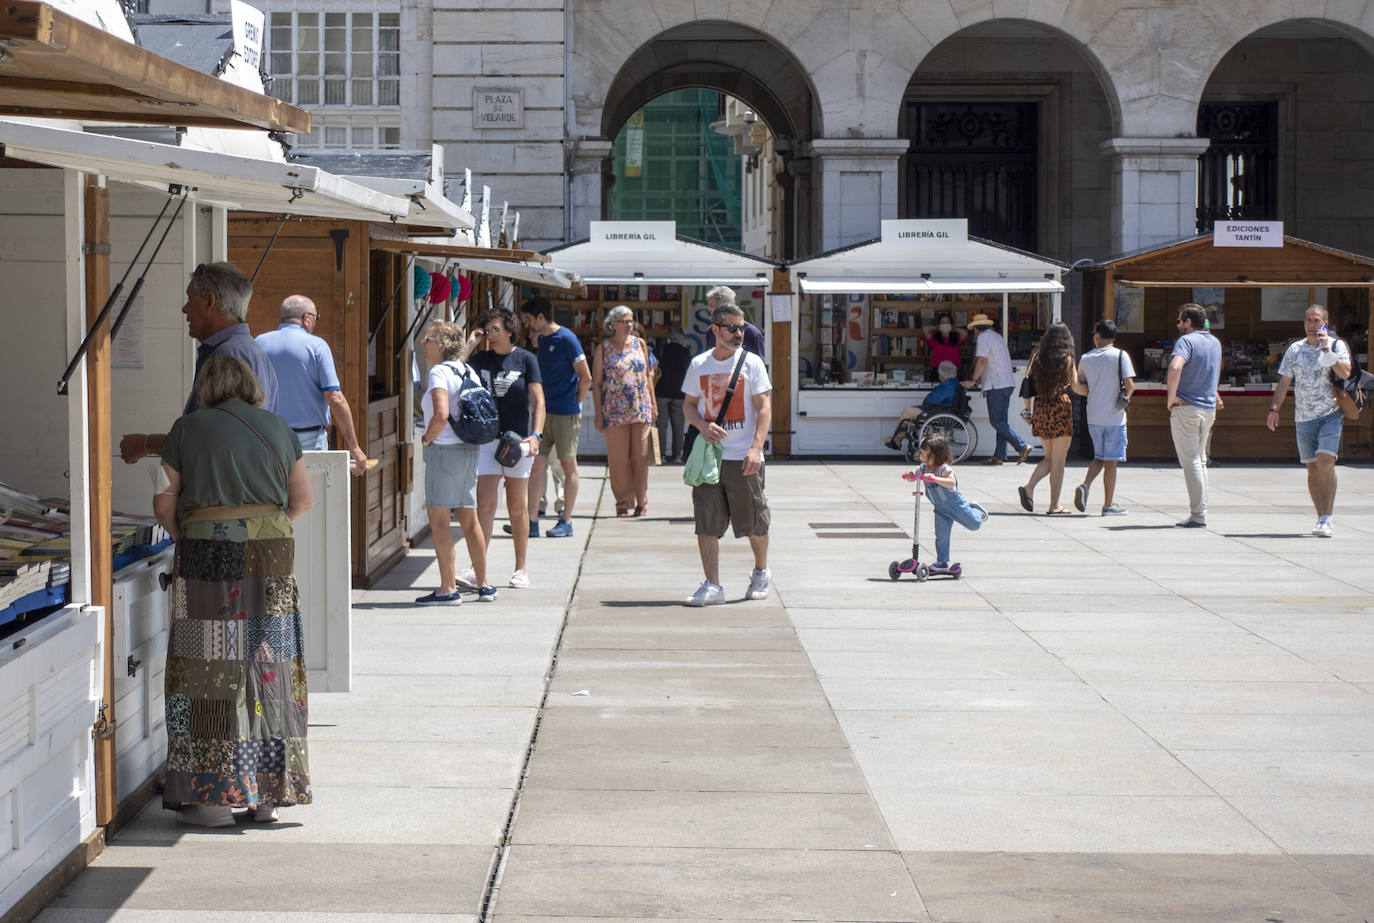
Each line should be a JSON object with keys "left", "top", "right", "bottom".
{"left": 1193, "top": 287, "right": 1226, "bottom": 330}
{"left": 112, "top": 295, "right": 144, "bottom": 369}
{"left": 625, "top": 111, "right": 645, "bottom": 178}
{"left": 1262, "top": 286, "right": 1323, "bottom": 322}
{"left": 842, "top": 293, "right": 869, "bottom": 373}
{"left": 1114, "top": 285, "right": 1144, "bottom": 334}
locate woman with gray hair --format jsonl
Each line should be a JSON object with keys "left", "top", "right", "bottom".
{"left": 152, "top": 355, "right": 314, "bottom": 827}
{"left": 593, "top": 305, "right": 656, "bottom": 516}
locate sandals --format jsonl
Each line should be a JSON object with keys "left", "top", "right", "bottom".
{"left": 632, "top": 504, "right": 647, "bottom": 517}
{"left": 1017, "top": 445, "right": 1032, "bottom": 464}
{"left": 1046, "top": 507, "right": 1072, "bottom": 516}
{"left": 616, "top": 508, "right": 630, "bottom": 518}
{"left": 980, "top": 457, "right": 1004, "bottom": 465}
{"left": 1017, "top": 486, "right": 1033, "bottom": 512}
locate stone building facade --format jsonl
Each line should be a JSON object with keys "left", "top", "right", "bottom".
{"left": 186, "top": 2, "right": 1374, "bottom": 266}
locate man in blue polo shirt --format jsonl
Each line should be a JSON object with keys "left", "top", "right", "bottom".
{"left": 520, "top": 295, "right": 591, "bottom": 537}
{"left": 257, "top": 295, "right": 368, "bottom": 474}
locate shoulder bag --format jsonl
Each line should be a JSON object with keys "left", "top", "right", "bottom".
{"left": 684, "top": 350, "right": 748, "bottom": 488}
{"left": 1116, "top": 349, "right": 1132, "bottom": 411}
{"left": 1329, "top": 341, "right": 1373, "bottom": 420}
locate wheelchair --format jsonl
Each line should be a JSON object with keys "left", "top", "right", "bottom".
{"left": 898, "top": 384, "right": 979, "bottom": 464}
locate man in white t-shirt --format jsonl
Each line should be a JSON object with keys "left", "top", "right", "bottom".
{"left": 962, "top": 313, "right": 1030, "bottom": 464}
{"left": 681, "top": 303, "right": 773, "bottom": 606}
{"left": 1071, "top": 319, "right": 1135, "bottom": 515}
{"left": 1267, "top": 304, "right": 1353, "bottom": 537}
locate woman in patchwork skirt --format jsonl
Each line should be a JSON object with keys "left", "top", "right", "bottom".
{"left": 153, "top": 355, "right": 315, "bottom": 827}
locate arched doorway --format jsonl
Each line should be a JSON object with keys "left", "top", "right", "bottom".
{"left": 901, "top": 20, "right": 1119, "bottom": 263}
{"left": 1200, "top": 19, "right": 1374, "bottom": 253}
{"left": 594, "top": 22, "right": 818, "bottom": 259}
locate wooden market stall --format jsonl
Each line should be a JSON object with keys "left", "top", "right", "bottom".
{"left": 540, "top": 221, "right": 781, "bottom": 456}
{"left": 1080, "top": 234, "right": 1374, "bottom": 460}
{"left": 785, "top": 220, "right": 1065, "bottom": 456}
{"left": 0, "top": 2, "right": 317, "bottom": 916}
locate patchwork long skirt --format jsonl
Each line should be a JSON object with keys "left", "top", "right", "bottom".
{"left": 162, "top": 506, "right": 311, "bottom": 810}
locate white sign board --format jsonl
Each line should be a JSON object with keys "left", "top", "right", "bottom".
{"left": 112, "top": 294, "right": 143, "bottom": 369}
{"left": 229, "top": 0, "right": 264, "bottom": 71}
{"left": 881, "top": 219, "right": 969, "bottom": 247}
{"left": 473, "top": 88, "right": 524, "bottom": 129}
{"left": 590, "top": 221, "right": 676, "bottom": 249}
{"left": 1214, "top": 221, "right": 1283, "bottom": 247}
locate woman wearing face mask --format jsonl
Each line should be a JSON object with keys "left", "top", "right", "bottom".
{"left": 922, "top": 313, "right": 967, "bottom": 383}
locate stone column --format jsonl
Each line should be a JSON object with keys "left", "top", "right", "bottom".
{"left": 1100, "top": 137, "right": 1212, "bottom": 254}
{"left": 806, "top": 138, "right": 911, "bottom": 252}
{"left": 568, "top": 139, "right": 612, "bottom": 242}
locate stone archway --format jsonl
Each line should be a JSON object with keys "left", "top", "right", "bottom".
{"left": 1200, "top": 18, "right": 1374, "bottom": 255}
{"left": 576, "top": 21, "right": 819, "bottom": 258}
{"left": 902, "top": 19, "right": 1121, "bottom": 264}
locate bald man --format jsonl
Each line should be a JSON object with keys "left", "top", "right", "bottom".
{"left": 256, "top": 295, "right": 367, "bottom": 474}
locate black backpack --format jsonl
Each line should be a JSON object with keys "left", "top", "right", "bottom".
{"left": 444, "top": 361, "right": 500, "bottom": 444}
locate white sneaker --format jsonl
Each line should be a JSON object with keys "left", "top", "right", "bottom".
{"left": 253, "top": 803, "right": 279, "bottom": 823}
{"left": 508, "top": 569, "right": 530, "bottom": 588}
{"left": 745, "top": 568, "right": 771, "bottom": 600}
{"left": 684, "top": 581, "right": 724, "bottom": 607}
{"left": 455, "top": 568, "right": 479, "bottom": 590}
{"left": 1313, "top": 517, "right": 1333, "bottom": 538}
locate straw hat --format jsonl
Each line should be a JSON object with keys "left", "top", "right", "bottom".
{"left": 967, "top": 313, "right": 995, "bottom": 328}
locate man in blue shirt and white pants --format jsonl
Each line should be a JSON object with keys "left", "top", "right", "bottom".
{"left": 257, "top": 295, "right": 368, "bottom": 475}
{"left": 1166, "top": 302, "right": 1222, "bottom": 528}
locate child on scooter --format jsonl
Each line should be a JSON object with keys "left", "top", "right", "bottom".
{"left": 902, "top": 433, "right": 988, "bottom": 571}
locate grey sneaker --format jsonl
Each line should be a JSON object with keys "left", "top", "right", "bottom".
{"left": 685, "top": 581, "right": 724, "bottom": 607}
{"left": 745, "top": 568, "right": 771, "bottom": 600}
{"left": 1101, "top": 504, "right": 1128, "bottom": 516}
{"left": 1073, "top": 483, "right": 1088, "bottom": 512}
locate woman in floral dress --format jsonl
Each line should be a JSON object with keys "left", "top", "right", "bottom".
{"left": 593, "top": 305, "right": 657, "bottom": 516}
{"left": 153, "top": 356, "right": 314, "bottom": 827}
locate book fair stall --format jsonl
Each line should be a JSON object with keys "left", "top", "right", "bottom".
{"left": 540, "top": 221, "right": 781, "bottom": 456}
{"left": 784, "top": 220, "right": 1065, "bottom": 456}
{"left": 1079, "top": 227, "right": 1374, "bottom": 460}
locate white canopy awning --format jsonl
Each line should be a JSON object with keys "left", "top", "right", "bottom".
{"left": 453, "top": 256, "right": 581, "bottom": 292}
{"left": 798, "top": 278, "right": 1063, "bottom": 295}
{"left": 545, "top": 232, "right": 778, "bottom": 289}
{"left": 350, "top": 176, "right": 474, "bottom": 231}
{"left": 0, "top": 119, "right": 411, "bottom": 222}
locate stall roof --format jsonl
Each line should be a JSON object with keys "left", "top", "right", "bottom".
{"left": 0, "top": 119, "right": 411, "bottom": 222}
{"left": 0, "top": 1, "right": 309, "bottom": 132}
{"left": 1081, "top": 233, "right": 1374, "bottom": 285}
{"left": 544, "top": 233, "right": 780, "bottom": 287}
{"left": 372, "top": 238, "right": 583, "bottom": 294}
{"left": 787, "top": 233, "right": 1066, "bottom": 294}
{"left": 294, "top": 151, "right": 474, "bottom": 232}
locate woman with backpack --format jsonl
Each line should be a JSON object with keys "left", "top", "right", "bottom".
{"left": 417, "top": 320, "right": 495, "bottom": 604}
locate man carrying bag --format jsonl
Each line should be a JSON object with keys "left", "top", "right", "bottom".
{"left": 681, "top": 302, "right": 773, "bottom": 607}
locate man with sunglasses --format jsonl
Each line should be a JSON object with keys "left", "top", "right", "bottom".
{"left": 256, "top": 295, "right": 368, "bottom": 474}
{"left": 682, "top": 303, "right": 773, "bottom": 606}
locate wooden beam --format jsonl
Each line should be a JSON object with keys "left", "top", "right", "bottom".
{"left": 369, "top": 238, "right": 550, "bottom": 264}
{"left": 770, "top": 268, "right": 793, "bottom": 458}
{"left": 83, "top": 177, "right": 117, "bottom": 827}
{"left": 0, "top": 1, "right": 310, "bottom": 133}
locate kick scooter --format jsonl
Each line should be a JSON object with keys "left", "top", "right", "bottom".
{"left": 888, "top": 470, "right": 961, "bottom": 581}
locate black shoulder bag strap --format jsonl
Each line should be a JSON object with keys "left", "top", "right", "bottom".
{"left": 715, "top": 349, "right": 749, "bottom": 428}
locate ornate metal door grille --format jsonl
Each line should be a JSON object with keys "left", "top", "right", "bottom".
{"left": 904, "top": 102, "right": 1038, "bottom": 251}
{"left": 1196, "top": 102, "right": 1278, "bottom": 234}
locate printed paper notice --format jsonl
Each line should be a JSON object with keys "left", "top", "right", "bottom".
{"left": 112, "top": 294, "right": 144, "bottom": 369}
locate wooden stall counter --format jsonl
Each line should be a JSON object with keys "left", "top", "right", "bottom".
{"left": 1124, "top": 387, "right": 1371, "bottom": 460}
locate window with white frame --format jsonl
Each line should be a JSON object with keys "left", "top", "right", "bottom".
{"left": 268, "top": 11, "right": 399, "bottom": 109}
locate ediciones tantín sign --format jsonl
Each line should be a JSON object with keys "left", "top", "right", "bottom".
{"left": 881, "top": 219, "right": 969, "bottom": 247}
{"left": 1213, "top": 221, "right": 1283, "bottom": 248}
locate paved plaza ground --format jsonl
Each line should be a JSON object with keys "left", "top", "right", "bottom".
{"left": 33, "top": 457, "right": 1374, "bottom": 922}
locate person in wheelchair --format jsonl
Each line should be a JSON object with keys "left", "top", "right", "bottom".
{"left": 883, "top": 361, "right": 967, "bottom": 450}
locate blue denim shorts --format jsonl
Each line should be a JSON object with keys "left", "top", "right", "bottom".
{"left": 1087, "top": 423, "right": 1128, "bottom": 462}
{"left": 424, "top": 442, "right": 479, "bottom": 509}
{"left": 1294, "top": 411, "right": 1343, "bottom": 464}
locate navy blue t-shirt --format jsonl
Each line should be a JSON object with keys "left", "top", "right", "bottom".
{"left": 470, "top": 347, "right": 542, "bottom": 436}
{"left": 537, "top": 325, "right": 586, "bottom": 415}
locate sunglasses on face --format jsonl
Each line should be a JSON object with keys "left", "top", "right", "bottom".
{"left": 715, "top": 322, "right": 746, "bottom": 334}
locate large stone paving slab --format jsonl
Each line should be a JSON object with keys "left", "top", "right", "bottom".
{"left": 493, "top": 845, "right": 927, "bottom": 920}
{"left": 904, "top": 852, "right": 1363, "bottom": 923}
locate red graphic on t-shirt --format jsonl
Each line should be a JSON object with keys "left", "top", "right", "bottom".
{"left": 699, "top": 372, "right": 747, "bottom": 430}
